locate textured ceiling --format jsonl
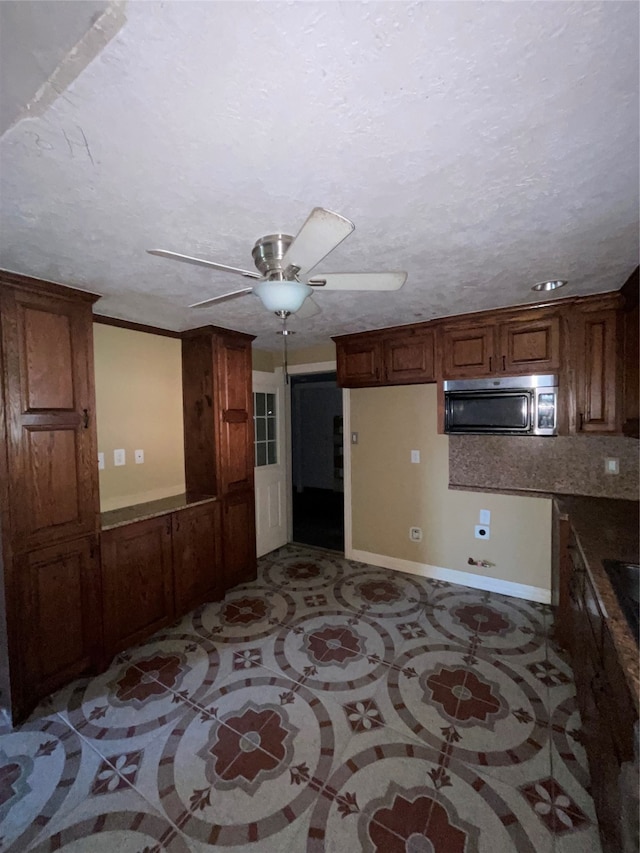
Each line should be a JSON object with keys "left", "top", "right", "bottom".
{"left": 1, "top": 1, "right": 638, "bottom": 351}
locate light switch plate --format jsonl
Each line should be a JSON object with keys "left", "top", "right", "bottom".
{"left": 479, "top": 509, "right": 491, "bottom": 525}
{"left": 114, "top": 448, "right": 126, "bottom": 467}
{"left": 411, "top": 450, "right": 420, "bottom": 464}
{"left": 98, "top": 452, "right": 105, "bottom": 471}
{"left": 605, "top": 457, "right": 619, "bottom": 475}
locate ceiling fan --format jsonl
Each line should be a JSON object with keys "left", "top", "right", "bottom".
{"left": 147, "top": 207, "right": 407, "bottom": 320}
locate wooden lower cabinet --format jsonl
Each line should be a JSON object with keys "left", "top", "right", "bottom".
{"left": 101, "top": 516, "right": 174, "bottom": 658}
{"left": 222, "top": 491, "right": 257, "bottom": 588}
{"left": 173, "top": 502, "right": 222, "bottom": 617}
{"left": 16, "top": 535, "right": 101, "bottom": 715}
{"left": 560, "top": 531, "right": 638, "bottom": 853}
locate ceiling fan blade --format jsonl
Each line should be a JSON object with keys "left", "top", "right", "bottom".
{"left": 188, "top": 287, "right": 254, "bottom": 308}
{"left": 282, "top": 208, "right": 355, "bottom": 277}
{"left": 295, "top": 296, "right": 321, "bottom": 319}
{"left": 148, "top": 249, "right": 262, "bottom": 279}
{"left": 308, "top": 271, "right": 407, "bottom": 291}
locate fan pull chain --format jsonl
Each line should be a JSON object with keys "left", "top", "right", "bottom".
{"left": 275, "top": 310, "right": 295, "bottom": 384}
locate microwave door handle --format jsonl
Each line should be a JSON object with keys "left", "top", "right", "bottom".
{"left": 533, "top": 391, "right": 539, "bottom": 433}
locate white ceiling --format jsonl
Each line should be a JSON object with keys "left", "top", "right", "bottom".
{"left": 1, "top": 1, "right": 638, "bottom": 351}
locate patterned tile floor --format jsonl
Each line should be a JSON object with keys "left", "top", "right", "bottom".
{"left": 0, "top": 545, "right": 603, "bottom": 852}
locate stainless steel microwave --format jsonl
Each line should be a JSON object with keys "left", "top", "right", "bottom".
{"left": 443, "top": 374, "right": 558, "bottom": 436}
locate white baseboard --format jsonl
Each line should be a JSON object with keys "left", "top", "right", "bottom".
{"left": 348, "top": 548, "right": 551, "bottom": 604}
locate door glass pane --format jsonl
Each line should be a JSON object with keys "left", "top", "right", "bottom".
{"left": 253, "top": 391, "right": 277, "bottom": 467}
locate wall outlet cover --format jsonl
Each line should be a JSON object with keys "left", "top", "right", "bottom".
{"left": 479, "top": 509, "right": 491, "bottom": 525}
{"left": 474, "top": 525, "right": 490, "bottom": 540}
{"left": 114, "top": 448, "right": 126, "bottom": 467}
{"left": 409, "top": 526, "right": 423, "bottom": 542}
{"left": 98, "top": 452, "right": 105, "bottom": 470}
{"left": 135, "top": 449, "right": 144, "bottom": 464}
{"left": 411, "top": 450, "right": 420, "bottom": 464}
{"left": 604, "top": 457, "right": 619, "bottom": 475}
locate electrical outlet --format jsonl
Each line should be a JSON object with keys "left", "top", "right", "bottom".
{"left": 351, "top": 432, "right": 358, "bottom": 445}
{"left": 475, "top": 525, "right": 490, "bottom": 540}
{"left": 409, "top": 527, "right": 422, "bottom": 542}
{"left": 411, "top": 450, "right": 420, "bottom": 464}
{"left": 98, "top": 452, "right": 105, "bottom": 470}
{"left": 114, "top": 448, "right": 126, "bottom": 467}
{"left": 479, "top": 509, "right": 491, "bottom": 525}
{"left": 135, "top": 449, "right": 144, "bottom": 464}
{"left": 605, "top": 457, "right": 619, "bottom": 475}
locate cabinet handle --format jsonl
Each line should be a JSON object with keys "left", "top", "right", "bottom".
{"left": 175, "top": 518, "right": 180, "bottom": 533}
{"left": 502, "top": 355, "right": 506, "bottom": 371}
{"left": 489, "top": 356, "right": 493, "bottom": 372}
{"left": 166, "top": 516, "right": 171, "bottom": 535}
{"left": 82, "top": 408, "right": 90, "bottom": 429}
{"left": 578, "top": 412, "right": 584, "bottom": 430}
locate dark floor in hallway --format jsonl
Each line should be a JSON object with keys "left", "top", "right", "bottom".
{"left": 292, "top": 487, "right": 344, "bottom": 551}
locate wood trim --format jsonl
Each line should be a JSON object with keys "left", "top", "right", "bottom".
{"left": 181, "top": 324, "right": 256, "bottom": 343}
{"left": 93, "top": 314, "right": 182, "bottom": 338}
{"left": 0, "top": 270, "right": 100, "bottom": 304}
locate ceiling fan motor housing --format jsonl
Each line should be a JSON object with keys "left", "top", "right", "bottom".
{"left": 251, "top": 234, "right": 295, "bottom": 279}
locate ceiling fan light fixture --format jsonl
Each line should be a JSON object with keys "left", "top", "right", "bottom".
{"left": 531, "top": 279, "right": 567, "bottom": 292}
{"left": 254, "top": 280, "right": 312, "bottom": 313}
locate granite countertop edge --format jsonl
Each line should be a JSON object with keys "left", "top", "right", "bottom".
{"left": 555, "top": 496, "right": 640, "bottom": 715}
{"left": 101, "top": 493, "right": 219, "bottom": 531}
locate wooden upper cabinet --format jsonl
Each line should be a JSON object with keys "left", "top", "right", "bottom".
{"left": 439, "top": 323, "right": 496, "bottom": 378}
{"left": 499, "top": 315, "right": 561, "bottom": 374}
{"left": 172, "top": 501, "right": 222, "bottom": 617}
{"left": 335, "top": 337, "right": 383, "bottom": 387}
{"left": 384, "top": 329, "right": 435, "bottom": 384}
{"left": 573, "top": 305, "right": 620, "bottom": 433}
{"left": 182, "top": 326, "right": 255, "bottom": 498}
{"left": 440, "top": 312, "right": 560, "bottom": 379}
{"left": 620, "top": 268, "right": 639, "bottom": 438}
{"left": 215, "top": 333, "right": 254, "bottom": 495}
{"left": 0, "top": 282, "right": 100, "bottom": 552}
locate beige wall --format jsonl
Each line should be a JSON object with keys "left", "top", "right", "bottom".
{"left": 350, "top": 384, "right": 552, "bottom": 592}
{"left": 252, "top": 349, "right": 274, "bottom": 372}
{"left": 94, "top": 324, "right": 186, "bottom": 511}
{"left": 280, "top": 342, "right": 336, "bottom": 366}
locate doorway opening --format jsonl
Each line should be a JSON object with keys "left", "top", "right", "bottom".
{"left": 290, "top": 372, "right": 344, "bottom": 551}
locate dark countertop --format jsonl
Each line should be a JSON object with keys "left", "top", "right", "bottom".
{"left": 555, "top": 496, "right": 639, "bottom": 713}
{"left": 101, "top": 493, "right": 218, "bottom": 531}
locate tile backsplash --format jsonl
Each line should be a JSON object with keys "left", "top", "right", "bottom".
{"left": 449, "top": 434, "right": 639, "bottom": 500}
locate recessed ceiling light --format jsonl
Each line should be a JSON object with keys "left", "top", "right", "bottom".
{"left": 531, "top": 279, "right": 567, "bottom": 292}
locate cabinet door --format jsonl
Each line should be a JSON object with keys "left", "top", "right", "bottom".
{"left": 101, "top": 516, "right": 174, "bottom": 657}
{"left": 215, "top": 335, "right": 254, "bottom": 495}
{"left": 439, "top": 324, "right": 496, "bottom": 378}
{"left": 575, "top": 309, "right": 619, "bottom": 433}
{"left": 336, "top": 338, "right": 383, "bottom": 387}
{"left": 384, "top": 330, "right": 435, "bottom": 384}
{"left": 0, "top": 287, "right": 99, "bottom": 552}
{"left": 499, "top": 316, "right": 560, "bottom": 374}
{"left": 16, "top": 536, "right": 100, "bottom": 714}
{"left": 172, "top": 502, "right": 222, "bottom": 616}
{"left": 222, "top": 490, "right": 257, "bottom": 590}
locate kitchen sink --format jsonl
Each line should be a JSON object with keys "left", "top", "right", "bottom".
{"left": 602, "top": 560, "right": 639, "bottom": 644}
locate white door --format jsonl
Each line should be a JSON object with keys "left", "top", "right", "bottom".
{"left": 253, "top": 369, "right": 288, "bottom": 557}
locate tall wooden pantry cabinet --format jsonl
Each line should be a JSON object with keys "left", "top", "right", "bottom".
{"left": 181, "top": 325, "right": 257, "bottom": 590}
{"left": 0, "top": 271, "right": 102, "bottom": 721}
